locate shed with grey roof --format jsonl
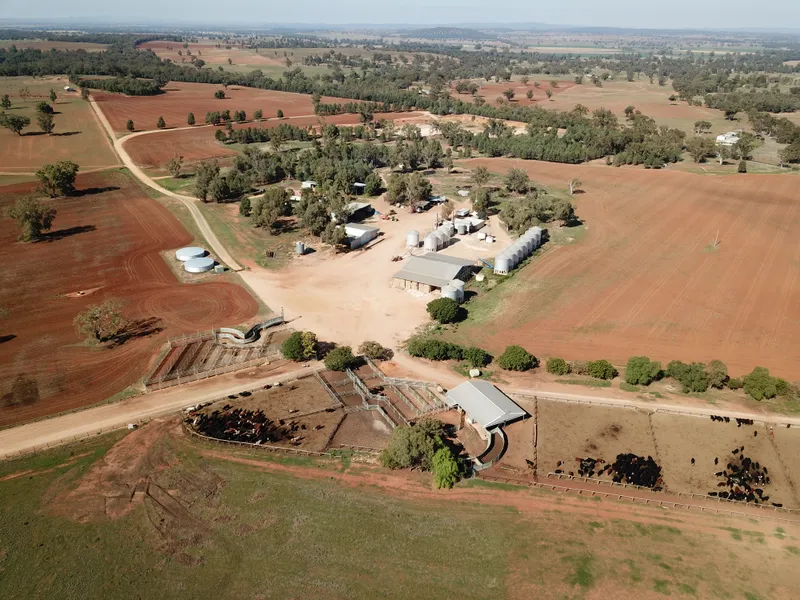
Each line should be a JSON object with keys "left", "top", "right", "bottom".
{"left": 344, "top": 223, "right": 380, "bottom": 249}
{"left": 392, "top": 253, "right": 475, "bottom": 293}
{"left": 446, "top": 381, "right": 527, "bottom": 439}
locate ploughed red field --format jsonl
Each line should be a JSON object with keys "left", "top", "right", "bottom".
{"left": 0, "top": 171, "right": 258, "bottom": 425}
{"left": 93, "top": 82, "right": 360, "bottom": 133}
{"left": 458, "top": 158, "right": 800, "bottom": 380}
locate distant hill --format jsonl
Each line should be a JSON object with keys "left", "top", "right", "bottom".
{"left": 402, "top": 27, "right": 497, "bottom": 41}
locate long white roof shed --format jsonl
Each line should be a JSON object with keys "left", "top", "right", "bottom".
{"left": 393, "top": 253, "right": 475, "bottom": 289}
{"left": 446, "top": 381, "right": 527, "bottom": 430}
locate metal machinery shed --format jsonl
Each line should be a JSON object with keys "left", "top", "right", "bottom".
{"left": 392, "top": 253, "right": 475, "bottom": 293}
{"left": 446, "top": 381, "right": 528, "bottom": 440}
{"left": 344, "top": 224, "right": 379, "bottom": 249}
{"left": 347, "top": 201, "right": 374, "bottom": 222}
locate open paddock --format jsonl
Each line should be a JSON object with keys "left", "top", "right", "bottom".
{"left": 650, "top": 413, "right": 798, "bottom": 508}
{"left": 0, "top": 76, "right": 118, "bottom": 170}
{"left": 93, "top": 82, "right": 363, "bottom": 134}
{"left": 210, "top": 375, "right": 341, "bottom": 418}
{"left": 0, "top": 40, "right": 107, "bottom": 52}
{"left": 0, "top": 171, "right": 257, "bottom": 425}
{"left": 452, "top": 79, "right": 574, "bottom": 108}
{"left": 536, "top": 399, "right": 657, "bottom": 476}
{"left": 770, "top": 426, "right": 800, "bottom": 501}
{"left": 455, "top": 158, "right": 800, "bottom": 381}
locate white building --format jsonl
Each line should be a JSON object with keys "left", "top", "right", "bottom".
{"left": 344, "top": 224, "right": 379, "bottom": 249}
{"left": 446, "top": 381, "right": 527, "bottom": 440}
{"left": 716, "top": 132, "right": 740, "bottom": 147}
{"left": 301, "top": 180, "right": 318, "bottom": 190}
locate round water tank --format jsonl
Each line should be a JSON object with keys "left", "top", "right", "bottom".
{"left": 423, "top": 233, "right": 438, "bottom": 251}
{"left": 406, "top": 230, "right": 420, "bottom": 248}
{"left": 494, "top": 256, "right": 511, "bottom": 274}
{"left": 295, "top": 241, "right": 306, "bottom": 255}
{"left": 442, "top": 285, "right": 459, "bottom": 302}
{"left": 175, "top": 246, "right": 206, "bottom": 261}
{"left": 456, "top": 223, "right": 468, "bottom": 235}
{"left": 183, "top": 257, "right": 215, "bottom": 273}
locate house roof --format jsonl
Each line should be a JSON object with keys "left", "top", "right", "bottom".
{"left": 393, "top": 253, "right": 474, "bottom": 288}
{"left": 347, "top": 201, "right": 372, "bottom": 212}
{"left": 446, "top": 381, "right": 527, "bottom": 429}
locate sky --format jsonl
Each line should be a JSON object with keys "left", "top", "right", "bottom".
{"left": 2, "top": 0, "right": 800, "bottom": 31}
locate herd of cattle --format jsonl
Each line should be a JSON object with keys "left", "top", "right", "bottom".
{"left": 190, "top": 406, "right": 317, "bottom": 446}
{"left": 554, "top": 453, "right": 664, "bottom": 490}
{"left": 705, "top": 447, "right": 782, "bottom": 507}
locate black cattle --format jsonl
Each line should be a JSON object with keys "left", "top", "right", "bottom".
{"left": 714, "top": 457, "right": 719, "bottom": 465}
{"left": 691, "top": 458, "right": 695, "bottom": 465}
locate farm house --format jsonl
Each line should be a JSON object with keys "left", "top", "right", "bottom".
{"left": 344, "top": 224, "right": 379, "bottom": 249}
{"left": 446, "top": 381, "right": 527, "bottom": 440}
{"left": 391, "top": 253, "right": 475, "bottom": 293}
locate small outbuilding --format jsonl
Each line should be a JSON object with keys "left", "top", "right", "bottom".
{"left": 301, "top": 180, "right": 318, "bottom": 190}
{"left": 446, "top": 381, "right": 527, "bottom": 440}
{"left": 351, "top": 182, "right": 367, "bottom": 195}
{"left": 457, "top": 189, "right": 470, "bottom": 197}
{"left": 392, "top": 253, "right": 475, "bottom": 293}
{"left": 347, "top": 201, "right": 374, "bottom": 222}
{"left": 344, "top": 223, "right": 379, "bottom": 249}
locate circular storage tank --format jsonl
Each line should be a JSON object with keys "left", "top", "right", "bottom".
{"left": 456, "top": 223, "right": 468, "bottom": 235}
{"left": 295, "top": 241, "right": 306, "bottom": 255}
{"left": 175, "top": 246, "right": 206, "bottom": 262}
{"left": 494, "top": 255, "right": 511, "bottom": 274}
{"left": 441, "top": 285, "right": 459, "bottom": 302}
{"left": 183, "top": 257, "right": 215, "bottom": 273}
{"left": 406, "top": 230, "right": 420, "bottom": 248}
{"left": 485, "top": 235, "right": 494, "bottom": 243}
{"left": 451, "top": 279, "right": 465, "bottom": 302}
{"left": 423, "top": 233, "right": 438, "bottom": 251}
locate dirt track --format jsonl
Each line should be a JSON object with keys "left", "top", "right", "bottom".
{"left": 0, "top": 172, "right": 257, "bottom": 425}
{"left": 462, "top": 158, "right": 800, "bottom": 380}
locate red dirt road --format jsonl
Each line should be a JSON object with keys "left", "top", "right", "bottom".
{"left": 93, "top": 82, "right": 359, "bottom": 133}
{"left": 124, "top": 111, "right": 425, "bottom": 168}
{"left": 462, "top": 158, "right": 800, "bottom": 380}
{"left": 0, "top": 171, "right": 258, "bottom": 425}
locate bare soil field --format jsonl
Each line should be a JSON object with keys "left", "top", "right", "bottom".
{"left": 93, "top": 82, "right": 360, "bottom": 133}
{"left": 651, "top": 413, "right": 798, "bottom": 507}
{"left": 0, "top": 76, "right": 118, "bottom": 171}
{"left": 124, "top": 111, "right": 426, "bottom": 167}
{"left": 536, "top": 400, "right": 657, "bottom": 475}
{"left": 457, "top": 158, "right": 800, "bottom": 380}
{"left": 138, "top": 40, "right": 282, "bottom": 66}
{"left": 0, "top": 171, "right": 258, "bottom": 425}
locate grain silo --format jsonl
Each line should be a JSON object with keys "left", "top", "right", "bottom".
{"left": 439, "top": 222, "right": 455, "bottom": 237}
{"left": 451, "top": 279, "right": 465, "bottom": 303}
{"left": 183, "top": 257, "right": 215, "bottom": 273}
{"left": 442, "top": 284, "right": 459, "bottom": 302}
{"left": 456, "top": 222, "right": 468, "bottom": 235}
{"left": 175, "top": 246, "right": 206, "bottom": 262}
{"left": 406, "top": 230, "right": 420, "bottom": 248}
{"left": 295, "top": 241, "right": 306, "bottom": 255}
{"left": 433, "top": 229, "right": 449, "bottom": 249}
{"left": 423, "top": 233, "right": 439, "bottom": 251}
{"left": 494, "top": 252, "right": 511, "bottom": 275}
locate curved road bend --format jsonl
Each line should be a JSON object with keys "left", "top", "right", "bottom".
{"left": 87, "top": 98, "right": 243, "bottom": 272}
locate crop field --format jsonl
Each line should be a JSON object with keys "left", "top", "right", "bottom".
{"left": 2, "top": 425, "right": 800, "bottom": 600}
{"left": 93, "top": 82, "right": 359, "bottom": 134}
{"left": 0, "top": 76, "right": 118, "bottom": 171}
{"left": 0, "top": 40, "right": 107, "bottom": 52}
{"left": 453, "top": 158, "right": 800, "bottom": 381}
{"left": 123, "top": 111, "right": 425, "bottom": 168}
{"left": 0, "top": 170, "right": 258, "bottom": 425}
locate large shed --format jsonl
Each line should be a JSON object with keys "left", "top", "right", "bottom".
{"left": 344, "top": 223, "right": 379, "bottom": 249}
{"left": 446, "top": 381, "right": 527, "bottom": 439}
{"left": 392, "top": 253, "right": 475, "bottom": 293}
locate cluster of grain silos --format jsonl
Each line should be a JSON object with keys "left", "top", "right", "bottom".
{"left": 422, "top": 223, "right": 453, "bottom": 252}
{"left": 493, "top": 226, "right": 543, "bottom": 275}
{"left": 441, "top": 279, "right": 466, "bottom": 304}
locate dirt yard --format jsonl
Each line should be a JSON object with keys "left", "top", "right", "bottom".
{"left": 456, "top": 158, "right": 800, "bottom": 380}
{"left": 536, "top": 400, "right": 657, "bottom": 475}
{"left": 0, "top": 171, "right": 258, "bottom": 425}
{"left": 329, "top": 410, "right": 393, "bottom": 450}
{"left": 651, "top": 414, "right": 799, "bottom": 507}
{"left": 93, "top": 82, "right": 363, "bottom": 134}
{"left": 0, "top": 76, "right": 119, "bottom": 171}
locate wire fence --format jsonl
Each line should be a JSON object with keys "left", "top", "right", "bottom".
{"left": 477, "top": 474, "right": 800, "bottom": 525}
{"left": 146, "top": 349, "right": 282, "bottom": 391}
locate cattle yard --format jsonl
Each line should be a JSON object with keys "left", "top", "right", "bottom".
{"left": 488, "top": 395, "right": 800, "bottom": 512}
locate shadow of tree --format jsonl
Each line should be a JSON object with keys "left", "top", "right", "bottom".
{"left": 107, "top": 317, "right": 164, "bottom": 348}
{"left": 73, "top": 186, "right": 120, "bottom": 197}
{"left": 0, "top": 334, "right": 16, "bottom": 344}
{"left": 45, "top": 225, "right": 96, "bottom": 242}
{"left": 52, "top": 131, "right": 81, "bottom": 137}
